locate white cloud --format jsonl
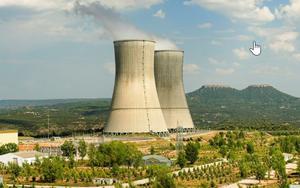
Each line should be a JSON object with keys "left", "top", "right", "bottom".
{"left": 269, "top": 41, "right": 295, "bottom": 52}
{"left": 197, "top": 22, "right": 212, "bottom": 29}
{"left": 233, "top": 48, "right": 249, "bottom": 60}
{"left": 94, "top": 0, "right": 164, "bottom": 11}
{"left": 276, "top": 0, "right": 300, "bottom": 20}
{"left": 183, "top": 64, "right": 200, "bottom": 74}
{"left": 0, "top": 0, "right": 70, "bottom": 10}
{"left": 269, "top": 31, "right": 298, "bottom": 52}
{"left": 215, "top": 68, "right": 235, "bottom": 75}
{"left": 249, "top": 26, "right": 299, "bottom": 53}
{"left": 0, "top": 0, "right": 176, "bottom": 50}
{"left": 183, "top": 0, "right": 275, "bottom": 24}
{"left": 153, "top": 9, "right": 166, "bottom": 19}
{"left": 0, "top": 0, "right": 164, "bottom": 11}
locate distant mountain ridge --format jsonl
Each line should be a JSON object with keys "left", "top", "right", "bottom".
{"left": 187, "top": 84, "right": 298, "bottom": 104}
{"left": 0, "top": 99, "right": 103, "bottom": 109}
{"left": 187, "top": 84, "right": 300, "bottom": 129}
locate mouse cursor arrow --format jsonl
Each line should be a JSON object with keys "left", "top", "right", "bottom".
{"left": 249, "top": 41, "right": 261, "bottom": 56}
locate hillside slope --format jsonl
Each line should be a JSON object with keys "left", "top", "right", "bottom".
{"left": 187, "top": 84, "right": 300, "bottom": 129}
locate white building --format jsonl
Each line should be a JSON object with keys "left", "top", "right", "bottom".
{"left": 0, "top": 130, "right": 18, "bottom": 146}
{"left": 0, "top": 151, "right": 48, "bottom": 166}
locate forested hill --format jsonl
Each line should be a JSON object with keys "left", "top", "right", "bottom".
{"left": 1, "top": 85, "right": 300, "bottom": 136}
{"left": 187, "top": 84, "right": 300, "bottom": 130}
{"left": 187, "top": 84, "right": 298, "bottom": 104}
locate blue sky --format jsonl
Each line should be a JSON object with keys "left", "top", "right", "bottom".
{"left": 0, "top": 0, "right": 300, "bottom": 99}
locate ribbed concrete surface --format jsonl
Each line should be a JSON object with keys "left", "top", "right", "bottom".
{"left": 154, "top": 50, "right": 194, "bottom": 130}
{"left": 105, "top": 40, "right": 168, "bottom": 134}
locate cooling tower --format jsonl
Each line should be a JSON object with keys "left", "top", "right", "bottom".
{"left": 154, "top": 50, "right": 194, "bottom": 131}
{"left": 104, "top": 40, "right": 168, "bottom": 134}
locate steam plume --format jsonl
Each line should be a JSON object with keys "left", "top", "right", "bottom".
{"left": 73, "top": 1, "right": 178, "bottom": 50}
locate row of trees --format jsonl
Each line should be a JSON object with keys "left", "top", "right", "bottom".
{"left": 60, "top": 140, "right": 143, "bottom": 168}
{"left": 174, "top": 163, "right": 235, "bottom": 183}
{"left": 88, "top": 141, "right": 142, "bottom": 168}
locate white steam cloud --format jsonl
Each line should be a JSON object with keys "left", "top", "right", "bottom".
{"left": 73, "top": 1, "right": 177, "bottom": 50}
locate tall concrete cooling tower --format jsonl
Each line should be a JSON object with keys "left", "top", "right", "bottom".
{"left": 104, "top": 40, "right": 169, "bottom": 134}
{"left": 154, "top": 50, "right": 194, "bottom": 131}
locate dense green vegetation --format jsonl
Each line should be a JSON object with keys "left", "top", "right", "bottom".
{"left": 172, "top": 131, "right": 298, "bottom": 187}
{"left": 0, "top": 99, "right": 110, "bottom": 137}
{"left": 0, "top": 141, "right": 172, "bottom": 187}
{"left": 187, "top": 85, "right": 300, "bottom": 131}
{"left": 0, "top": 143, "right": 18, "bottom": 155}
{"left": 2, "top": 133, "right": 300, "bottom": 187}
{"left": 88, "top": 141, "right": 142, "bottom": 168}
{"left": 1, "top": 85, "right": 300, "bottom": 136}
{"left": 207, "top": 131, "right": 290, "bottom": 187}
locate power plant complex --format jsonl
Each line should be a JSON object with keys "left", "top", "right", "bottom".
{"left": 104, "top": 40, "right": 194, "bottom": 135}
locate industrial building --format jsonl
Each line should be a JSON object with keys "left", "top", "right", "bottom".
{"left": 154, "top": 50, "right": 194, "bottom": 131}
{"left": 142, "top": 155, "right": 172, "bottom": 166}
{"left": 0, "top": 130, "right": 18, "bottom": 146}
{"left": 0, "top": 151, "right": 48, "bottom": 166}
{"left": 105, "top": 40, "right": 169, "bottom": 135}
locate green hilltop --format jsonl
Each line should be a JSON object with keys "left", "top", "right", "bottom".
{"left": 187, "top": 84, "right": 300, "bottom": 130}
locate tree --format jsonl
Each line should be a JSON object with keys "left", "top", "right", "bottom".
{"left": 68, "top": 153, "right": 76, "bottom": 168}
{"left": 219, "top": 145, "right": 228, "bottom": 158}
{"left": 146, "top": 165, "right": 170, "bottom": 180}
{"left": 150, "top": 146, "right": 155, "bottom": 155}
{"left": 97, "top": 141, "right": 142, "bottom": 167}
{"left": 254, "top": 162, "right": 267, "bottom": 182}
{"left": 22, "top": 162, "right": 33, "bottom": 181}
{"left": 34, "top": 144, "right": 40, "bottom": 152}
{"left": 154, "top": 174, "right": 176, "bottom": 188}
{"left": 8, "top": 162, "right": 21, "bottom": 182}
{"left": 176, "top": 151, "right": 187, "bottom": 169}
{"left": 270, "top": 148, "right": 287, "bottom": 187}
{"left": 239, "top": 162, "right": 250, "bottom": 178}
{"left": 61, "top": 141, "right": 76, "bottom": 158}
{"left": 88, "top": 144, "right": 97, "bottom": 167}
{"left": 78, "top": 139, "right": 87, "bottom": 160}
{"left": 246, "top": 142, "right": 254, "bottom": 154}
{"left": 184, "top": 142, "right": 199, "bottom": 164}
{"left": 41, "top": 157, "right": 64, "bottom": 183}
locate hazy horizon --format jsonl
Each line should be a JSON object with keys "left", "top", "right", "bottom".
{"left": 1, "top": 83, "right": 299, "bottom": 100}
